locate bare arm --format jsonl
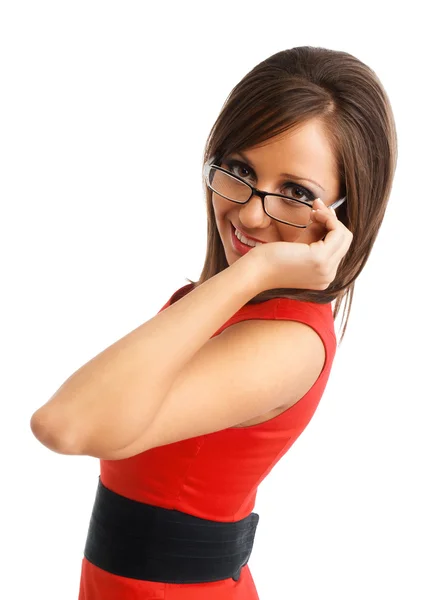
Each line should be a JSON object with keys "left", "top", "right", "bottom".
{"left": 30, "top": 253, "right": 262, "bottom": 456}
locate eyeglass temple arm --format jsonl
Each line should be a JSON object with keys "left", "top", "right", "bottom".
{"left": 330, "top": 196, "right": 347, "bottom": 209}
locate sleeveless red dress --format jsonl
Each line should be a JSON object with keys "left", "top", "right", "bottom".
{"left": 78, "top": 282, "right": 337, "bottom": 599}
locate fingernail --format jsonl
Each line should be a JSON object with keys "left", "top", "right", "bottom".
{"left": 317, "top": 198, "right": 325, "bottom": 206}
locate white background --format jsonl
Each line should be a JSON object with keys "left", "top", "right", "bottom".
{"left": 2, "top": 1, "right": 432, "bottom": 598}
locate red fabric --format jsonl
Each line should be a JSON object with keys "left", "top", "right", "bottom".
{"left": 79, "top": 283, "right": 337, "bottom": 599}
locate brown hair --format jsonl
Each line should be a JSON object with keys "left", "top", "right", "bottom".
{"left": 186, "top": 46, "right": 398, "bottom": 345}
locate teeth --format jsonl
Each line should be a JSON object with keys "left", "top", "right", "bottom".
{"left": 234, "top": 227, "right": 263, "bottom": 247}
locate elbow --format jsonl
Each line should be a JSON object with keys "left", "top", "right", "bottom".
{"left": 30, "top": 410, "right": 82, "bottom": 456}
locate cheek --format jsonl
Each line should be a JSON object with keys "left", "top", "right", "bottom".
{"left": 279, "top": 225, "right": 300, "bottom": 243}
{"left": 212, "top": 193, "right": 230, "bottom": 221}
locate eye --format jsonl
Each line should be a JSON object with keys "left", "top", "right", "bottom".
{"left": 223, "top": 159, "right": 315, "bottom": 203}
{"left": 223, "top": 159, "right": 254, "bottom": 181}
{"left": 283, "top": 183, "right": 315, "bottom": 203}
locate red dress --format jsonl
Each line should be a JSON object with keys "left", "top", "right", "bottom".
{"left": 78, "top": 283, "right": 337, "bottom": 599}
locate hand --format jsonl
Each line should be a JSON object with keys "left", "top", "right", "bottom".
{"left": 247, "top": 198, "right": 353, "bottom": 292}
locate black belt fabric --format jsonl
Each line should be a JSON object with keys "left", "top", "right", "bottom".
{"left": 83, "top": 477, "right": 259, "bottom": 584}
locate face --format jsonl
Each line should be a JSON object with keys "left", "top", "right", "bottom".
{"left": 211, "top": 118, "right": 341, "bottom": 264}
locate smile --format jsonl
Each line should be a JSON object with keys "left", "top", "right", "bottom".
{"left": 231, "top": 224, "right": 267, "bottom": 245}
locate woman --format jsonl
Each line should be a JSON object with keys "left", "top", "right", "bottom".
{"left": 30, "top": 46, "right": 397, "bottom": 599}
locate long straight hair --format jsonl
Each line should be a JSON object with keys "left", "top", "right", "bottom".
{"left": 187, "top": 47, "right": 398, "bottom": 345}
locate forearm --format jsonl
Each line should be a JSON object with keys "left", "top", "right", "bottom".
{"left": 33, "top": 254, "right": 262, "bottom": 456}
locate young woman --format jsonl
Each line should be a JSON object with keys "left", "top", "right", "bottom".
{"left": 30, "top": 46, "right": 397, "bottom": 599}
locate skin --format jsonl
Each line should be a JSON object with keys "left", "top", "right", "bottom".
{"left": 212, "top": 118, "right": 342, "bottom": 263}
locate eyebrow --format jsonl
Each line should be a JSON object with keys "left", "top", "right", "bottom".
{"left": 232, "top": 151, "right": 326, "bottom": 192}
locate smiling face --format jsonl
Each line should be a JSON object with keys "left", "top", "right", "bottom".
{"left": 211, "top": 118, "right": 341, "bottom": 263}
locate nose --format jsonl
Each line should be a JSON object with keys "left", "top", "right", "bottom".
{"left": 238, "top": 192, "right": 272, "bottom": 228}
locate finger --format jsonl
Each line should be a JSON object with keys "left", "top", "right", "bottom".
{"left": 311, "top": 208, "right": 338, "bottom": 236}
{"left": 324, "top": 225, "right": 352, "bottom": 264}
{"left": 310, "top": 201, "right": 352, "bottom": 265}
{"left": 313, "top": 198, "right": 337, "bottom": 216}
{"left": 295, "top": 200, "right": 336, "bottom": 245}
{"left": 294, "top": 213, "right": 329, "bottom": 245}
{"left": 309, "top": 210, "right": 347, "bottom": 259}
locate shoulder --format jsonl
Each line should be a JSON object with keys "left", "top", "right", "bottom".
{"left": 222, "top": 317, "right": 326, "bottom": 377}
{"left": 218, "top": 295, "right": 335, "bottom": 351}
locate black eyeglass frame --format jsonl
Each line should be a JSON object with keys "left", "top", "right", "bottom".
{"left": 203, "top": 158, "right": 347, "bottom": 229}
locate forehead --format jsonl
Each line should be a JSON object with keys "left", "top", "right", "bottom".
{"left": 239, "top": 119, "right": 338, "bottom": 185}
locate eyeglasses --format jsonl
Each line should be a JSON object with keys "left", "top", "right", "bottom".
{"left": 203, "top": 158, "right": 347, "bottom": 228}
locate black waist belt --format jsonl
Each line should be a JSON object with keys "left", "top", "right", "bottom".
{"left": 83, "top": 477, "right": 259, "bottom": 584}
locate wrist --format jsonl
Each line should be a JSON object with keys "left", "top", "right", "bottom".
{"left": 230, "top": 250, "right": 268, "bottom": 297}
